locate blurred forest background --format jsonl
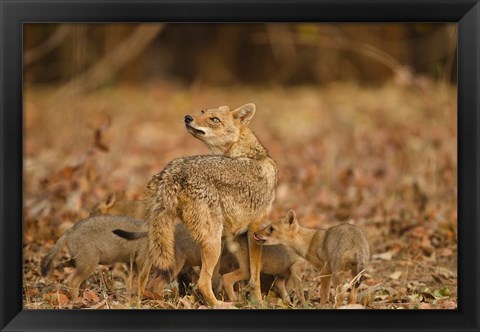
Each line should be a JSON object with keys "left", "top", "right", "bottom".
{"left": 23, "top": 24, "right": 457, "bottom": 309}
{"left": 24, "top": 24, "right": 457, "bottom": 86}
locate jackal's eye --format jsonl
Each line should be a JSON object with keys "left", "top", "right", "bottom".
{"left": 211, "top": 117, "right": 221, "bottom": 123}
{"left": 269, "top": 226, "right": 274, "bottom": 233}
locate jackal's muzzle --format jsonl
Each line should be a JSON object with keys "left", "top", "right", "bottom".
{"left": 184, "top": 115, "right": 206, "bottom": 135}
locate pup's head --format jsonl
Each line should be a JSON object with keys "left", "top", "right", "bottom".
{"left": 184, "top": 103, "right": 256, "bottom": 153}
{"left": 90, "top": 192, "right": 119, "bottom": 216}
{"left": 253, "top": 209, "right": 299, "bottom": 245}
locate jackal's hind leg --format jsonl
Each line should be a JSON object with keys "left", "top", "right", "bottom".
{"left": 67, "top": 253, "right": 98, "bottom": 301}
{"left": 198, "top": 240, "right": 222, "bottom": 306}
{"left": 289, "top": 262, "right": 307, "bottom": 306}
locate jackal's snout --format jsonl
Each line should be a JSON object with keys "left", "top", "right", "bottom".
{"left": 184, "top": 115, "right": 193, "bottom": 123}
{"left": 184, "top": 114, "right": 206, "bottom": 136}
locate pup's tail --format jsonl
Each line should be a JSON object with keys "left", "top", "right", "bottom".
{"left": 40, "top": 232, "right": 68, "bottom": 276}
{"left": 113, "top": 229, "right": 147, "bottom": 240}
{"left": 145, "top": 175, "right": 179, "bottom": 271}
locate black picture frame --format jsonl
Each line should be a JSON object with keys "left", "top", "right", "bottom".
{"left": 1, "top": 1, "right": 479, "bottom": 331}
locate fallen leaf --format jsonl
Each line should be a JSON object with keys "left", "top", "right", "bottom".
{"left": 372, "top": 251, "right": 393, "bottom": 261}
{"left": 265, "top": 290, "right": 281, "bottom": 304}
{"left": 178, "top": 297, "right": 193, "bottom": 309}
{"left": 388, "top": 271, "right": 402, "bottom": 280}
{"left": 435, "top": 299, "right": 457, "bottom": 309}
{"left": 364, "top": 278, "right": 381, "bottom": 286}
{"left": 66, "top": 190, "right": 83, "bottom": 212}
{"left": 142, "top": 290, "right": 162, "bottom": 300}
{"left": 433, "top": 287, "right": 450, "bottom": 299}
{"left": 276, "top": 298, "right": 290, "bottom": 308}
{"left": 213, "top": 302, "right": 238, "bottom": 309}
{"left": 59, "top": 165, "right": 80, "bottom": 181}
{"left": 109, "top": 302, "right": 129, "bottom": 309}
{"left": 338, "top": 304, "right": 366, "bottom": 309}
{"left": 87, "top": 299, "right": 107, "bottom": 309}
{"left": 437, "top": 248, "right": 453, "bottom": 257}
{"left": 43, "top": 292, "right": 69, "bottom": 305}
{"left": 25, "top": 288, "right": 39, "bottom": 297}
{"left": 418, "top": 303, "right": 435, "bottom": 309}
{"left": 408, "top": 293, "right": 422, "bottom": 303}
{"left": 83, "top": 289, "right": 100, "bottom": 303}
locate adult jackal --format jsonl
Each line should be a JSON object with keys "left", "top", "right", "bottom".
{"left": 144, "top": 103, "right": 277, "bottom": 306}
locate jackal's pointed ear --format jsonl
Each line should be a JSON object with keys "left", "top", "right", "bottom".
{"left": 285, "top": 209, "right": 297, "bottom": 229}
{"left": 232, "top": 103, "right": 256, "bottom": 125}
{"left": 105, "top": 192, "right": 117, "bottom": 208}
{"left": 218, "top": 105, "right": 230, "bottom": 112}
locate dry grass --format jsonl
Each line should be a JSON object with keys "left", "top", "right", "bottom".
{"left": 23, "top": 80, "right": 457, "bottom": 309}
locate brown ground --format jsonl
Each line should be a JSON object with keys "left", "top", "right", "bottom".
{"left": 23, "top": 81, "right": 457, "bottom": 309}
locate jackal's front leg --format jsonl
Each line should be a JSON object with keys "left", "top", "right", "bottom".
{"left": 247, "top": 226, "right": 263, "bottom": 303}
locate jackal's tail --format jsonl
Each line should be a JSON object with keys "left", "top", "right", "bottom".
{"left": 145, "top": 177, "right": 178, "bottom": 271}
{"left": 40, "top": 232, "right": 69, "bottom": 276}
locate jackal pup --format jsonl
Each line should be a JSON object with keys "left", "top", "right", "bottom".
{"left": 145, "top": 103, "right": 278, "bottom": 306}
{"left": 223, "top": 233, "right": 308, "bottom": 306}
{"left": 41, "top": 215, "right": 147, "bottom": 300}
{"left": 253, "top": 210, "right": 370, "bottom": 307}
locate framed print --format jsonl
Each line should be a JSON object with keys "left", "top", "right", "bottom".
{"left": 1, "top": 0, "right": 479, "bottom": 331}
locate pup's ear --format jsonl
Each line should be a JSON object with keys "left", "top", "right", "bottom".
{"left": 285, "top": 209, "right": 297, "bottom": 229}
{"left": 105, "top": 192, "right": 117, "bottom": 208}
{"left": 218, "top": 105, "right": 230, "bottom": 112}
{"left": 232, "top": 103, "right": 256, "bottom": 125}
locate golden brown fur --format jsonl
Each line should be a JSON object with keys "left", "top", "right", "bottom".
{"left": 223, "top": 233, "right": 308, "bottom": 306}
{"left": 145, "top": 103, "right": 278, "bottom": 305}
{"left": 254, "top": 210, "right": 370, "bottom": 307}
